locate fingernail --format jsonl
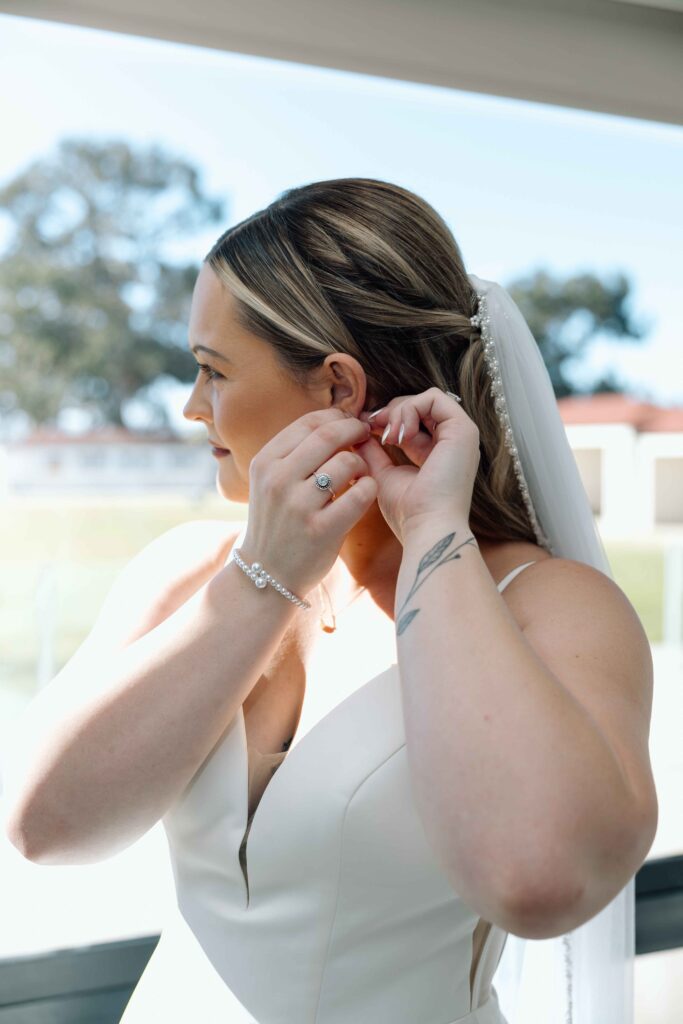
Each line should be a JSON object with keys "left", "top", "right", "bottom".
{"left": 368, "top": 407, "right": 385, "bottom": 420}
{"left": 398, "top": 421, "right": 404, "bottom": 444}
{"left": 381, "top": 423, "right": 391, "bottom": 445}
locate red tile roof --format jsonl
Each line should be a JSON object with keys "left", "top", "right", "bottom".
{"left": 557, "top": 392, "right": 683, "bottom": 431}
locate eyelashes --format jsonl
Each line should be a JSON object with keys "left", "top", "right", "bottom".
{"left": 197, "top": 363, "right": 224, "bottom": 381}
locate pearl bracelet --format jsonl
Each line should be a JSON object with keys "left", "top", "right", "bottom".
{"left": 232, "top": 547, "right": 312, "bottom": 610}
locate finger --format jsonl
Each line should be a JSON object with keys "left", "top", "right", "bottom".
{"left": 407, "top": 388, "right": 465, "bottom": 432}
{"left": 257, "top": 407, "right": 351, "bottom": 462}
{"left": 365, "top": 399, "right": 425, "bottom": 445}
{"left": 285, "top": 416, "right": 371, "bottom": 484}
{"left": 361, "top": 401, "right": 403, "bottom": 442}
{"left": 396, "top": 406, "right": 435, "bottom": 467}
{"left": 396, "top": 389, "right": 466, "bottom": 445}
{"left": 366, "top": 400, "right": 434, "bottom": 468}
{"left": 359, "top": 399, "right": 400, "bottom": 426}
{"left": 316, "top": 472, "right": 379, "bottom": 532}
{"left": 352, "top": 433, "right": 396, "bottom": 477}
{"left": 399, "top": 404, "right": 421, "bottom": 444}
{"left": 305, "top": 449, "right": 370, "bottom": 507}
{"left": 364, "top": 390, "right": 463, "bottom": 429}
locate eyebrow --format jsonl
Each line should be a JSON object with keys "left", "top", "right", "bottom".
{"left": 191, "top": 345, "right": 233, "bottom": 365}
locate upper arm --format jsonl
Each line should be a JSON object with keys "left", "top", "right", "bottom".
{"left": 516, "top": 557, "right": 658, "bottom": 837}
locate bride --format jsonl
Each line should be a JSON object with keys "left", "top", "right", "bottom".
{"left": 4, "top": 177, "right": 657, "bottom": 1023}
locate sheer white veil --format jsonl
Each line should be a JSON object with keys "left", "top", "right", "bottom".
{"left": 466, "top": 274, "right": 635, "bottom": 1024}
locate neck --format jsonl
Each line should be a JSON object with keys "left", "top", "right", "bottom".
{"left": 331, "top": 507, "right": 489, "bottom": 607}
{"left": 334, "top": 502, "right": 402, "bottom": 592}
{"left": 314, "top": 504, "right": 398, "bottom": 629}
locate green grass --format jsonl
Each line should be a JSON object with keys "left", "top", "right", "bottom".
{"left": 0, "top": 494, "right": 247, "bottom": 563}
{"left": 0, "top": 497, "right": 664, "bottom": 703}
{"left": 0, "top": 495, "right": 247, "bottom": 698}
{"left": 603, "top": 541, "right": 664, "bottom": 643}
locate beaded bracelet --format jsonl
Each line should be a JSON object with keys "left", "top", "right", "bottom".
{"left": 232, "top": 548, "right": 312, "bottom": 610}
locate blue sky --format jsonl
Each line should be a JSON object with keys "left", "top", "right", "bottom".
{"left": 1, "top": 11, "right": 682, "bottom": 433}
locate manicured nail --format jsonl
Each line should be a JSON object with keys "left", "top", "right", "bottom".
{"left": 398, "top": 421, "right": 404, "bottom": 444}
{"left": 381, "top": 423, "right": 391, "bottom": 445}
{"left": 368, "top": 407, "right": 385, "bottom": 420}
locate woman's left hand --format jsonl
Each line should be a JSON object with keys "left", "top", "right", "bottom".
{"left": 354, "top": 388, "right": 480, "bottom": 544}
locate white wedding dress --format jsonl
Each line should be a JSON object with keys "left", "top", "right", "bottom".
{"left": 120, "top": 522, "right": 538, "bottom": 1024}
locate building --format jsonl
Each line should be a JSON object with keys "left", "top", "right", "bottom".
{"left": 0, "top": 426, "right": 216, "bottom": 499}
{"left": 560, "top": 393, "right": 683, "bottom": 538}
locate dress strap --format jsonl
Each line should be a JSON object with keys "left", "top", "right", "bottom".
{"left": 497, "top": 561, "right": 537, "bottom": 593}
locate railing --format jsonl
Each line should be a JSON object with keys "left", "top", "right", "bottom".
{"left": 0, "top": 855, "right": 680, "bottom": 1023}
{"left": 0, "top": 934, "right": 158, "bottom": 1023}
{"left": 636, "top": 852, "right": 683, "bottom": 954}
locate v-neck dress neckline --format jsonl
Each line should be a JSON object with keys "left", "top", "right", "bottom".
{"left": 152, "top": 519, "right": 537, "bottom": 1024}
{"left": 227, "top": 520, "right": 400, "bottom": 907}
{"left": 228, "top": 521, "right": 538, "bottom": 913}
{"left": 239, "top": 744, "right": 288, "bottom": 889}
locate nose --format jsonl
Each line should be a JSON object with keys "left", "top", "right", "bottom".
{"left": 182, "top": 397, "right": 197, "bottom": 422}
{"left": 182, "top": 380, "right": 209, "bottom": 423}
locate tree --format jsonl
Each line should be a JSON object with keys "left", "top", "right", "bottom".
{"left": 0, "top": 137, "right": 226, "bottom": 429}
{"left": 0, "top": 142, "right": 650, "bottom": 430}
{"left": 505, "top": 268, "right": 649, "bottom": 399}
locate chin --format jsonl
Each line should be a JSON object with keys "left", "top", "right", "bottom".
{"left": 215, "top": 473, "right": 249, "bottom": 504}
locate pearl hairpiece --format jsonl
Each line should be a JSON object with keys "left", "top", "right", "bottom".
{"left": 471, "top": 294, "right": 553, "bottom": 553}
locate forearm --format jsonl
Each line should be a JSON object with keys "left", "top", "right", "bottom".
{"left": 395, "top": 516, "right": 638, "bottom": 926}
{"left": 5, "top": 561, "right": 299, "bottom": 865}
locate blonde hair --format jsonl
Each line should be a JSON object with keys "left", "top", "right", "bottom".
{"left": 205, "top": 177, "right": 537, "bottom": 547}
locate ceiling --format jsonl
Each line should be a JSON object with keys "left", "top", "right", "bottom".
{"left": 3, "top": 0, "right": 682, "bottom": 126}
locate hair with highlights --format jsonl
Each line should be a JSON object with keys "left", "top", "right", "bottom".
{"left": 205, "top": 177, "right": 537, "bottom": 546}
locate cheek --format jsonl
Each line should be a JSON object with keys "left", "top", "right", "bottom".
{"left": 229, "top": 394, "right": 277, "bottom": 436}
{"left": 213, "top": 394, "right": 263, "bottom": 453}
{"left": 216, "top": 383, "right": 309, "bottom": 454}
{"left": 213, "top": 393, "right": 239, "bottom": 427}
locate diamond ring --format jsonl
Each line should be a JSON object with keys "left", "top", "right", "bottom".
{"left": 314, "top": 472, "right": 336, "bottom": 500}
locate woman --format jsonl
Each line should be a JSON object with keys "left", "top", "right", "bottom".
{"left": 5, "top": 178, "right": 657, "bottom": 1023}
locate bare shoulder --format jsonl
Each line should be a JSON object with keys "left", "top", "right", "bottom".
{"left": 500, "top": 550, "right": 631, "bottom": 632}
{"left": 166, "top": 517, "right": 244, "bottom": 567}
{"left": 144, "top": 517, "right": 245, "bottom": 574}
{"left": 503, "top": 550, "right": 655, "bottom": 730}
{"left": 488, "top": 543, "right": 642, "bottom": 648}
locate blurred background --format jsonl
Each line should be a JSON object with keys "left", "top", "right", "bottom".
{"left": 0, "top": 5, "right": 681, "bottom": 1022}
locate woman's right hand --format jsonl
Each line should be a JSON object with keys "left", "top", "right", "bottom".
{"left": 239, "top": 408, "right": 378, "bottom": 600}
